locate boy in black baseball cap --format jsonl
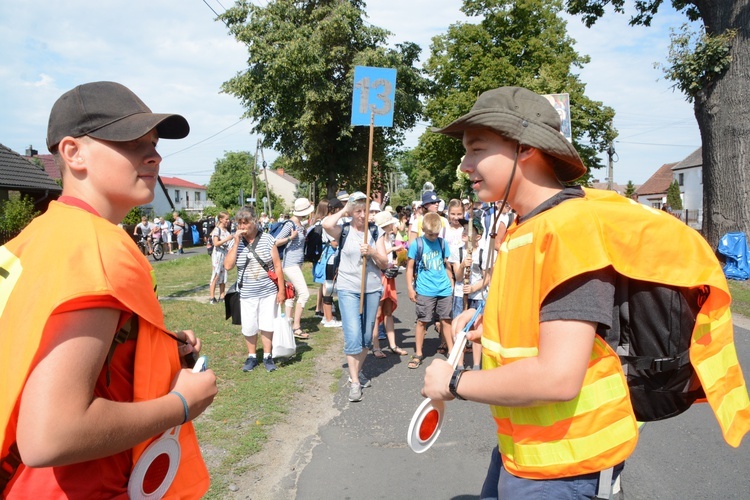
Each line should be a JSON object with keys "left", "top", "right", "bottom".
{"left": 421, "top": 86, "right": 747, "bottom": 498}
{"left": 0, "top": 82, "right": 216, "bottom": 497}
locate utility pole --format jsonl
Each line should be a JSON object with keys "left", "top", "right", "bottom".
{"left": 251, "top": 138, "right": 260, "bottom": 209}
{"left": 259, "top": 145, "right": 272, "bottom": 216}
{"left": 607, "top": 143, "right": 615, "bottom": 191}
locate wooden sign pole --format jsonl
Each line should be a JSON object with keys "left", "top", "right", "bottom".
{"left": 360, "top": 111, "right": 375, "bottom": 313}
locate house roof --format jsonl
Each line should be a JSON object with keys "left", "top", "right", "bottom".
{"left": 0, "top": 144, "right": 62, "bottom": 192}
{"left": 590, "top": 181, "right": 633, "bottom": 194}
{"left": 265, "top": 168, "right": 300, "bottom": 185}
{"left": 635, "top": 162, "right": 677, "bottom": 196}
{"left": 672, "top": 147, "right": 702, "bottom": 171}
{"left": 22, "top": 153, "right": 60, "bottom": 180}
{"left": 160, "top": 176, "right": 206, "bottom": 190}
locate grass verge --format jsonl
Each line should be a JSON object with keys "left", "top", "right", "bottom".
{"left": 154, "top": 254, "right": 338, "bottom": 497}
{"left": 728, "top": 279, "right": 750, "bottom": 318}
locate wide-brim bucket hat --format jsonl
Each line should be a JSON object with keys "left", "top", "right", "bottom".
{"left": 374, "top": 211, "right": 397, "bottom": 228}
{"left": 292, "top": 197, "right": 314, "bottom": 217}
{"left": 433, "top": 87, "right": 586, "bottom": 182}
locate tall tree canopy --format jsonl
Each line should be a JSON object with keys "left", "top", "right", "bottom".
{"left": 219, "top": 0, "right": 431, "bottom": 199}
{"left": 206, "top": 151, "right": 282, "bottom": 213}
{"left": 414, "top": 0, "right": 617, "bottom": 198}
{"left": 564, "top": 0, "right": 750, "bottom": 245}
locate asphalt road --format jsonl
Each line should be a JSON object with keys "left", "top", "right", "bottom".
{"left": 296, "top": 273, "right": 750, "bottom": 499}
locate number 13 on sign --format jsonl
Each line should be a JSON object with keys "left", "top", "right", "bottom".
{"left": 351, "top": 66, "right": 397, "bottom": 127}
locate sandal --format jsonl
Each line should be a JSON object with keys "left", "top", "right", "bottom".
{"left": 372, "top": 348, "right": 387, "bottom": 359}
{"left": 388, "top": 345, "right": 408, "bottom": 356}
{"left": 407, "top": 354, "right": 424, "bottom": 369}
{"left": 293, "top": 328, "right": 310, "bottom": 340}
{"left": 437, "top": 342, "right": 448, "bottom": 356}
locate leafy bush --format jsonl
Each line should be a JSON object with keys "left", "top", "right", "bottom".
{"left": 122, "top": 206, "right": 144, "bottom": 225}
{"left": 0, "top": 195, "right": 39, "bottom": 235}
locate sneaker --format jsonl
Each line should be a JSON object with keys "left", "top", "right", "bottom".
{"left": 263, "top": 356, "right": 277, "bottom": 372}
{"left": 348, "top": 372, "right": 371, "bottom": 388}
{"left": 209, "top": 298, "right": 217, "bottom": 304}
{"left": 322, "top": 319, "right": 342, "bottom": 328}
{"left": 348, "top": 384, "right": 363, "bottom": 402}
{"left": 315, "top": 310, "right": 324, "bottom": 317}
{"left": 242, "top": 356, "right": 258, "bottom": 372}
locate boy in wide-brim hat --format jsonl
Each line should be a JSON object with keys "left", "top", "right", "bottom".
{"left": 422, "top": 86, "right": 748, "bottom": 498}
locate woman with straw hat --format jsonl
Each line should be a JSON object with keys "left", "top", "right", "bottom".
{"left": 274, "top": 197, "right": 315, "bottom": 340}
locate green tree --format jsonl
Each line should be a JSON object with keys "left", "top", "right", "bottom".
{"left": 667, "top": 179, "right": 683, "bottom": 210}
{"left": 625, "top": 180, "right": 636, "bottom": 198}
{"left": 564, "top": 0, "right": 750, "bottom": 245}
{"left": 0, "top": 195, "right": 39, "bottom": 235}
{"left": 219, "top": 0, "right": 431, "bottom": 199}
{"left": 414, "top": 0, "right": 617, "bottom": 199}
{"left": 206, "top": 151, "right": 283, "bottom": 213}
{"left": 122, "top": 206, "right": 144, "bottom": 225}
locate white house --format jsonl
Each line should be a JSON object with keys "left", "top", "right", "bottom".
{"left": 671, "top": 148, "right": 703, "bottom": 214}
{"left": 159, "top": 176, "right": 214, "bottom": 216}
{"left": 635, "top": 148, "right": 703, "bottom": 229}
{"left": 260, "top": 167, "right": 300, "bottom": 215}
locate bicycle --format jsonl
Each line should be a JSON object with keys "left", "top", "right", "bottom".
{"left": 137, "top": 235, "right": 164, "bottom": 261}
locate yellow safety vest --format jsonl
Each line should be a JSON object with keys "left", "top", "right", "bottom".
{"left": 482, "top": 188, "right": 749, "bottom": 479}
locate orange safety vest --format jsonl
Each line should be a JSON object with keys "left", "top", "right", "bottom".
{"left": 0, "top": 201, "right": 209, "bottom": 498}
{"left": 482, "top": 188, "right": 750, "bottom": 480}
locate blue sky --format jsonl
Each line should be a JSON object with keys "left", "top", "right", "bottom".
{"left": 0, "top": 0, "right": 700, "bottom": 187}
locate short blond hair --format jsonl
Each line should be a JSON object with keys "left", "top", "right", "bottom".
{"left": 423, "top": 212, "right": 442, "bottom": 234}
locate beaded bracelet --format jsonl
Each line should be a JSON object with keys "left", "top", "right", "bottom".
{"left": 169, "top": 391, "right": 189, "bottom": 424}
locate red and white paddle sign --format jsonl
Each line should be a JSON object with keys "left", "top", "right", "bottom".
{"left": 128, "top": 356, "right": 207, "bottom": 499}
{"left": 407, "top": 306, "right": 483, "bottom": 453}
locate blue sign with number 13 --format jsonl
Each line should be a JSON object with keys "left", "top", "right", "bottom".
{"left": 351, "top": 66, "right": 397, "bottom": 127}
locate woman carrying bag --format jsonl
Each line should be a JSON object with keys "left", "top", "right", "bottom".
{"left": 275, "top": 198, "right": 315, "bottom": 340}
{"left": 225, "top": 207, "right": 286, "bottom": 372}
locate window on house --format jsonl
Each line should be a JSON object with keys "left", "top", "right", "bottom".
{"left": 174, "top": 189, "right": 180, "bottom": 203}
{"left": 195, "top": 192, "right": 201, "bottom": 202}
{"left": 678, "top": 173, "right": 684, "bottom": 186}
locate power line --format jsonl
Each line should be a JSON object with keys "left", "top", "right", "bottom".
{"left": 163, "top": 119, "right": 247, "bottom": 158}
{"left": 616, "top": 140, "right": 698, "bottom": 148}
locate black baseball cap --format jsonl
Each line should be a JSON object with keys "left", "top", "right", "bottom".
{"left": 46, "top": 81, "right": 189, "bottom": 152}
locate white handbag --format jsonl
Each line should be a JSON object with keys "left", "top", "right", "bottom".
{"left": 272, "top": 305, "right": 296, "bottom": 358}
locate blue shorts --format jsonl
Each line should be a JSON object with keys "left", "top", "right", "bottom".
{"left": 338, "top": 289, "right": 381, "bottom": 355}
{"left": 480, "top": 446, "right": 624, "bottom": 500}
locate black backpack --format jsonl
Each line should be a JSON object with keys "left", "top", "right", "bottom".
{"left": 607, "top": 275, "right": 708, "bottom": 422}
{"left": 303, "top": 221, "right": 324, "bottom": 263}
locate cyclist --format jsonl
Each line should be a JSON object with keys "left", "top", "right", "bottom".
{"left": 151, "top": 218, "right": 162, "bottom": 247}
{"left": 133, "top": 215, "right": 154, "bottom": 255}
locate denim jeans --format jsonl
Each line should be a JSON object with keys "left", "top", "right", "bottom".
{"left": 480, "top": 446, "right": 624, "bottom": 500}
{"left": 338, "top": 289, "right": 382, "bottom": 355}
{"left": 451, "top": 295, "right": 483, "bottom": 320}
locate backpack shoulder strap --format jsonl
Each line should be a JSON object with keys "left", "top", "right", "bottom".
{"left": 414, "top": 237, "right": 424, "bottom": 276}
{"left": 333, "top": 223, "right": 351, "bottom": 271}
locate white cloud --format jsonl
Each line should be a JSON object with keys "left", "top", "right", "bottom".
{"left": 0, "top": 0, "right": 701, "bottom": 186}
